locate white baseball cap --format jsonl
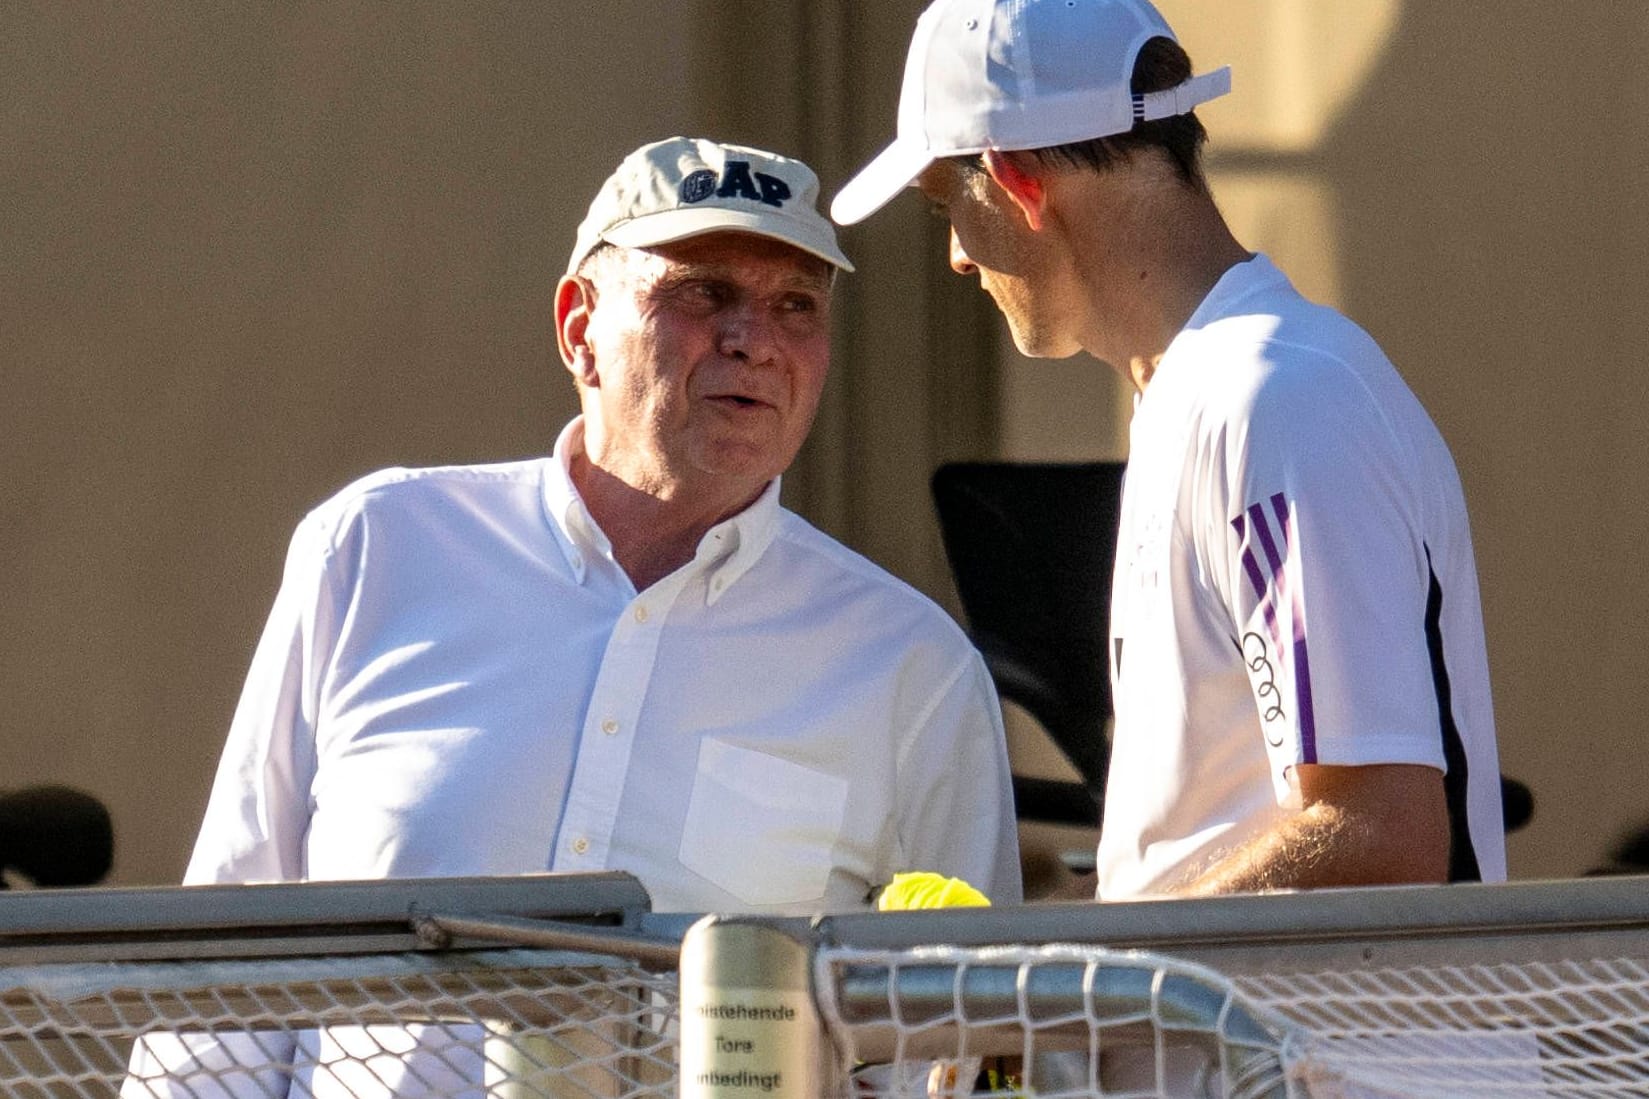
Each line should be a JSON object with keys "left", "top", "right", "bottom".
{"left": 830, "top": 0, "right": 1231, "bottom": 226}
{"left": 568, "top": 136, "right": 854, "bottom": 274}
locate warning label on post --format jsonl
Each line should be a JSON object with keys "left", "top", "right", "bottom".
{"left": 679, "top": 986, "right": 815, "bottom": 1097}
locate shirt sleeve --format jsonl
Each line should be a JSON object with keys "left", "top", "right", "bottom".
{"left": 184, "top": 511, "right": 340, "bottom": 885}
{"left": 1218, "top": 363, "right": 1449, "bottom": 802}
{"left": 124, "top": 517, "right": 346, "bottom": 1098}
{"left": 894, "top": 650, "right": 1024, "bottom": 904}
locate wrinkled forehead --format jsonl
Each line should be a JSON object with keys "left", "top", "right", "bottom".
{"left": 607, "top": 230, "right": 833, "bottom": 289}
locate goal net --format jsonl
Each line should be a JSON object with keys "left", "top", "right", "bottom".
{"left": 677, "top": 875, "right": 1649, "bottom": 1098}
{"left": 0, "top": 873, "right": 681, "bottom": 1099}
{"left": 809, "top": 942, "right": 1649, "bottom": 1097}
{"left": 813, "top": 941, "right": 1296, "bottom": 1098}
{"left": 12, "top": 949, "right": 676, "bottom": 1099}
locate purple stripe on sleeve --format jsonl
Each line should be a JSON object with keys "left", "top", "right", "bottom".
{"left": 1239, "top": 547, "right": 1269, "bottom": 606}
{"left": 1269, "top": 492, "right": 1290, "bottom": 542}
{"left": 1237, "top": 519, "right": 1286, "bottom": 659}
{"left": 1279, "top": 498, "right": 1318, "bottom": 760}
{"left": 1249, "top": 501, "right": 1285, "bottom": 576}
{"left": 1238, "top": 496, "right": 1316, "bottom": 755}
{"left": 1293, "top": 633, "right": 1318, "bottom": 762}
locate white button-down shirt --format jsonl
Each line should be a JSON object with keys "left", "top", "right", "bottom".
{"left": 185, "top": 419, "right": 1021, "bottom": 913}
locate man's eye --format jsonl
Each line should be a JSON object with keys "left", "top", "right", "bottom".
{"left": 671, "top": 280, "right": 729, "bottom": 305}
{"left": 781, "top": 295, "right": 819, "bottom": 314}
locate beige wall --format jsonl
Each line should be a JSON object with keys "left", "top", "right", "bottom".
{"left": 3, "top": 2, "right": 1645, "bottom": 886}
{"left": 3, "top": 4, "right": 695, "bottom": 884}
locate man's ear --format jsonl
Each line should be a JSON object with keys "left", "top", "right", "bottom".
{"left": 981, "top": 149, "right": 1047, "bottom": 232}
{"left": 555, "top": 274, "right": 599, "bottom": 387}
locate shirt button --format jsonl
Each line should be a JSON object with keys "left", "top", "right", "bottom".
{"left": 601, "top": 718, "right": 619, "bottom": 735}
{"left": 571, "top": 836, "right": 590, "bottom": 855}
{"left": 633, "top": 605, "right": 649, "bottom": 623}
{"left": 712, "top": 578, "right": 725, "bottom": 593}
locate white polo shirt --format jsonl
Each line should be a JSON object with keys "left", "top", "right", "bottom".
{"left": 1099, "top": 255, "right": 1505, "bottom": 900}
{"left": 184, "top": 419, "right": 1021, "bottom": 912}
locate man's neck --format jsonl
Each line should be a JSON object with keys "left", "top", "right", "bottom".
{"left": 1057, "top": 170, "right": 1251, "bottom": 392}
{"left": 570, "top": 450, "right": 764, "bottom": 592}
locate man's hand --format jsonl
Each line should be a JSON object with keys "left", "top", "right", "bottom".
{"left": 1178, "top": 763, "right": 1449, "bottom": 896}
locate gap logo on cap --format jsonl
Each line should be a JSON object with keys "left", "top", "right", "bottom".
{"left": 680, "top": 162, "right": 793, "bottom": 208}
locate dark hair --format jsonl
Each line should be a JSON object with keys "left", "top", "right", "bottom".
{"left": 967, "top": 36, "right": 1211, "bottom": 190}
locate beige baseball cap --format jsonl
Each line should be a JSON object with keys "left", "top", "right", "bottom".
{"left": 567, "top": 136, "right": 854, "bottom": 275}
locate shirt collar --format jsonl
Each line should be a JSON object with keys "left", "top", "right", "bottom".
{"left": 541, "top": 417, "right": 782, "bottom": 601}
{"left": 1181, "top": 252, "right": 1285, "bottom": 333}
{"left": 1134, "top": 253, "right": 1288, "bottom": 423}
{"left": 696, "top": 476, "right": 781, "bottom": 607}
{"left": 542, "top": 418, "right": 609, "bottom": 584}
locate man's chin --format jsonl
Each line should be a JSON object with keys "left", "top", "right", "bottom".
{"left": 1006, "top": 323, "right": 1083, "bottom": 361}
{"left": 694, "top": 439, "right": 791, "bottom": 486}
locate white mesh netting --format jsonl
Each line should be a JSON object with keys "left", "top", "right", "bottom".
{"left": 5, "top": 937, "right": 1649, "bottom": 1097}
{"left": 1234, "top": 956, "right": 1649, "bottom": 1098}
{"left": 817, "top": 943, "right": 1295, "bottom": 1099}
{"left": 0, "top": 949, "right": 677, "bottom": 1099}
{"left": 813, "top": 944, "right": 1649, "bottom": 1099}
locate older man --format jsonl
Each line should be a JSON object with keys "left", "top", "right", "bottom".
{"left": 130, "top": 136, "right": 1018, "bottom": 1097}
{"left": 834, "top": 0, "right": 1506, "bottom": 902}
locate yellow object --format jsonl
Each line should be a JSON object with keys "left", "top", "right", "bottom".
{"left": 876, "top": 871, "right": 991, "bottom": 911}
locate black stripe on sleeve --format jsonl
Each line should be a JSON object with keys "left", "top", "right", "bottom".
{"left": 1425, "top": 546, "right": 1482, "bottom": 883}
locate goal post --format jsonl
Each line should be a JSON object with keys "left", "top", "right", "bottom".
{"left": 669, "top": 876, "right": 1649, "bottom": 1096}
{"left": 815, "top": 942, "right": 1297, "bottom": 1098}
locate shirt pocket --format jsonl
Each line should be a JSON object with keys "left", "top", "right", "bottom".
{"left": 678, "top": 737, "right": 849, "bottom": 907}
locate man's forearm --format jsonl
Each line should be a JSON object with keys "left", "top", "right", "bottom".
{"left": 1174, "top": 803, "right": 1376, "bottom": 895}
{"left": 1173, "top": 764, "right": 1451, "bottom": 896}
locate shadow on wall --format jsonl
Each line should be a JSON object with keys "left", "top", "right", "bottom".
{"left": 1324, "top": 4, "right": 1649, "bottom": 880}
{"left": 1589, "top": 818, "right": 1649, "bottom": 877}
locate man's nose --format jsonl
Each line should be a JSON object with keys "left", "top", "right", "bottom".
{"left": 949, "top": 227, "right": 977, "bottom": 276}
{"left": 718, "top": 302, "right": 779, "bottom": 362}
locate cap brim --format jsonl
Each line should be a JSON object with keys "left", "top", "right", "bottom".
{"left": 603, "top": 207, "right": 854, "bottom": 272}
{"left": 830, "top": 140, "right": 936, "bottom": 226}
